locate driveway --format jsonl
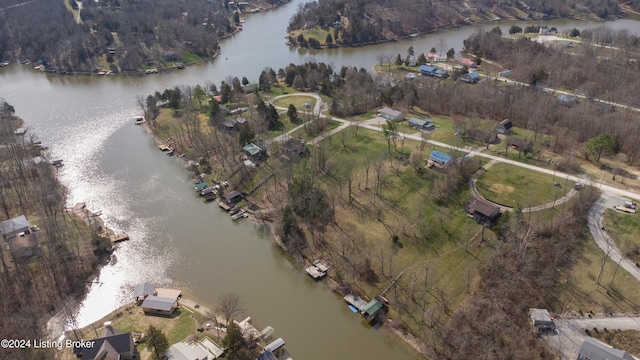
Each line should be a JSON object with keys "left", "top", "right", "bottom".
{"left": 544, "top": 315, "right": 640, "bottom": 359}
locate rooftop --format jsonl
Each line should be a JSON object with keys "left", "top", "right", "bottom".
{"left": 378, "top": 107, "right": 403, "bottom": 117}
{"left": 264, "top": 337, "right": 285, "bottom": 352}
{"left": 0, "top": 215, "right": 30, "bottom": 236}
{"left": 467, "top": 196, "right": 500, "bottom": 217}
{"left": 243, "top": 143, "right": 262, "bottom": 156}
{"left": 578, "top": 337, "right": 636, "bottom": 360}
{"left": 133, "top": 283, "right": 156, "bottom": 298}
{"left": 141, "top": 295, "right": 176, "bottom": 312}
{"left": 429, "top": 150, "right": 452, "bottom": 164}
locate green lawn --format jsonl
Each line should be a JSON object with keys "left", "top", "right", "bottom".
{"left": 604, "top": 209, "right": 640, "bottom": 264}
{"left": 475, "top": 162, "right": 565, "bottom": 208}
{"left": 272, "top": 96, "right": 316, "bottom": 111}
{"left": 181, "top": 52, "right": 202, "bottom": 63}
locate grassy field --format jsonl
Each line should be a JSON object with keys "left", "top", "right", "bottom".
{"left": 554, "top": 235, "right": 640, "bottom": 315}
{"left": 290, "top": 27, "right": 335, "bottom": 45}
{"left": 299, "top": 127, "right": 492, "bottom": 331}
{"left": 603, "top": 209, "right": 640, "bottom": 264}
{"left": 475, "top": 162, "right": 565, "bottom": 208}
{"left": 272, "top": 95, "right": 316, "bottom": 111}
{"left": 180, "top": 52, "right": 202, "bottom": 63}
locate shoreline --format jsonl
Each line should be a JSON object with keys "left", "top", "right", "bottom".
{"left": 286, "top": 13, "right": 620, "bottom": 50}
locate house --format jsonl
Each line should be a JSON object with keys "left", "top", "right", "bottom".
{"left": 133, "top": 283, "right": 156, "bottom": 302}
{"left": 433, "top": 69, "right": 449, "bottom": 78}
{"left": 73, "top": 323, "right": 136, "bottom": 360}
{"left": 427, "top": 150, "right": 452, "bottom": 169}
{"left": 223, "top": 119, "right": 236, "bottom": 130}
{"left": 528, "top": 308, "right": 556, "bottom": 333}
{"left": 235, "top": 117, "right": 248, "bottom": 127}
{"left": 242, "top": 84, "right": 259, "bottom": 94}
{"left": 9, "top": 233, "right": 40, "bottom": 258}
{"left": 243, "top": 143, "right": 263, "bottom": 157}
{"left": 377, "top": 107, "right": 405, "bottom": 122}
{"left": 166, "top": 336, "right": 224, "bottom": 360}
{"left": 0, "top": 215, "right": 32, "bottom": 240}
{"left": 408, "top": 118, "right": 435, "bottom": 130}
{"left": 303, "top": 20, "right": 317, "bottom": 29}
{"left": 281, "top": 138, "right": 306, "bottom": 158}
{"left": 419, "top": 65, "right": 437, "bottom": 76}
{"left": 460, "top": 72, "right": 481, "bottom": 83}
{"left": 466, "top": 129, "right": 499, "bottom": 144}
{"left": 466, "top": 196, "right": 501, "bottom": 225}
{"left": 222, "top": 190, "right": 243, "bottom": 204}
{"left": 496, "top": 119, "right": 513, "bottom": 135}
{"left": 141, "top": 295, "right": 178, "bottom": 316}
{"left": 406, "top": 55, "right": 417, "bottom": 66}
{"left": 498, "top": 69, "right": 512, "bottom": 78}
{"left": 361, "top": 299, "right": 384, "bottom": 319}
{"left": 577, "top": 337, "right": 636, "bottom": 360}
{"left": 426, "top": 52, "right": 447, "bottom": 62}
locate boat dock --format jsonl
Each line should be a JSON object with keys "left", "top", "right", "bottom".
{"left": 305, "top": 259, "right": 332, "bottom": 279}
{"left": 218, "top": 201, "right": 232, "bottom": 211}
{"left": 110, "top": 233, "right": 130, "bottom": 243}
{"left": 343, "top": 294, "right": 368, "bottom": 312}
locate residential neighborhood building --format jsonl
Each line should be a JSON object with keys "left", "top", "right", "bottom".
{"left": 496, "top": 119, "right": 513, "bottom": 135}
{"left": 281, "top": 138, "right": 306, "bottom": 158}
{"left": 427, "top": 150, "right": 452, "bottom": 169}
{"left": 377, "top": 107, "right": 405, "bottom": 122}
{"left": 408, "top": 117, "right": 435, "bottom": 130}
{"left": 73, "top": 323, "right": 137, "bottom": 360}
{"left": 419, "top": 65, "right": 437, "bottom": 76}
{"left": 166, "top": 336, "right": 224, "bottom": 360}
{"left": 528, "top": 308, "right": 556, "bottom": 333}
{"left": 141, "top": 295, "right": 179, "bottom": 316}
{"left": 243, "top": 143, "right": 264, "bottom": 158}
{"left": 460, "top": 72, "right": 481, "bottom": 83}
{"left": 577, "top": 337, "right": 636, "bottom": 360}
{"left": 426, "top": 52, "right": 447, "bottom": 62}
{"left": 466, "top": 196, "right": 501, "bottom": 225}
{"left": 0, "top": 215, "right": 31, "bottom": 240}
{"left": 222, "top": 190, "right": 243, "bottom": 204}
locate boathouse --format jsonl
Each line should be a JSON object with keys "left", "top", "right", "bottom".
{"left": 222, "top": 190, "right": 243, "bottom": 204}
{"left": 361, "top": 299, "right": 384, "bottom": 319}
{"left": 133, "top": 283, "right": 156, "bottom": 302}
{"left": 264, "top": 338, "right": 285, "bottom": 353}
{"left": 141, "top": 295, "right": 178, "bottom": 316}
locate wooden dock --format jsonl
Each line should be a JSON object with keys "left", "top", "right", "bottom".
{"left": 218, "top": 201, "right": 232, "bottom": 211}
{"left": 305, "top": 259, "right": 332, "bottom": 279}
{"left": 110, "top": 233, "right": 130, "bottom": 243}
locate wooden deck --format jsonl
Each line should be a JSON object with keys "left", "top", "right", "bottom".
{"left": 110, "top": 233, "right": 130, "bottom": 243}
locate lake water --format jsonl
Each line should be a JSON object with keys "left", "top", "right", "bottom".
{"left": 1, "top": 1, "right": 640, "bottom": 358}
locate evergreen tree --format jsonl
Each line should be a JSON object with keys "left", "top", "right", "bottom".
{"left": 223, "top": 321, "right": 244, "bottom": 354}
{"left": 287, "top": 104, "right": 299, "bottom": 124}
{"left": 147, "top": 325, "right": 169, "bottom": 360}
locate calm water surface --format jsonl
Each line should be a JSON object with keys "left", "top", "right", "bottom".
{"left": 1, "top": 1, "right": 640, "bottom": 358}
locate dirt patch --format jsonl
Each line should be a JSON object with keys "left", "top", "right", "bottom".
{"left": 489, "top": 183, "right": 515, "bottom": 193}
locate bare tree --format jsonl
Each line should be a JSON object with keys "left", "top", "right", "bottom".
{"left": 217, "top": 293, "right": 243, "bottom": 324}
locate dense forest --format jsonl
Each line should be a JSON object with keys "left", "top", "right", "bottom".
{"left": 0, "top": 0, "right": 235, "bottom": 72}
{"left": 287, "top": 0, "right": 626, "bottom": 46}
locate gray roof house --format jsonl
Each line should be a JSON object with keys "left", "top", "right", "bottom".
{"left": 282, "top": 138, "right": 306, "bottom": 158}
{"left": 577, "top": 337, "right": 636, "bottom": 360}
{"left": 378, "top": 107, "right": 405, "bottom": 122}
{"left": 528, "top": 308, "right": 555, "bottom": 333}
{"left": 141, "top": 295, "right": 177, "bottom": 316}
{"left": 0, "top": 215, "right": 31, "bottom": 240}
{"left": 73, "top": 324, "right": 136, "bottom": 360}
{"left": 408, "top": 118, "right": 435, "bottom": 130}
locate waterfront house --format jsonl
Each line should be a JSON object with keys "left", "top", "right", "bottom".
{"left": 426, "top": 52, "right": 447, "bottom": 62}
{"left": 465, "top": 196, "right": 501, "bottom": 225}
{"left": 408, "top": 118, "right": 435, "bottom": 130}
{"left": 222, "top": 190, "right": 243, "bottom": 204}
{"left": 0, "top": 215, "right": 32, "bottom": 240}
{"left": 141, "top": 295, "right": 178, "bottom": 316}
{"left": 577, "top": 337, "right": 635, "bottom": 360}
{"left": 528, "top": 308, "right": 556, "bottom": 333}
{"left": 73, "top": 323, "right": 136, "bottom": 360}
{"left": 377, "top": 107, "right": 405, "bottom": 122}
{"left": 166, "top": 336, "right": 224, "bottom": 360}
{"left": 496, "top": 119, "right": 513, "bottom": 135}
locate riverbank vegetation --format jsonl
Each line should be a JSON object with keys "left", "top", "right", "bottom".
{"left": 287, "top": 0, "right": 626, "bottom": 48}
{"left": 0, "top": 99, "right": 114, "bottom": 359}
{"left": 140, "top": 25, "right": 640, "bottom": 357}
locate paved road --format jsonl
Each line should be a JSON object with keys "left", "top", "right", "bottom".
{"left": 588, "top": 195, "right": 640, "bottom": 282}
{"left": 544, "top": 315, "right": 640, "bottom": 359}
{"left": 269, "top": 93, "right": 324, "bottom": 143}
